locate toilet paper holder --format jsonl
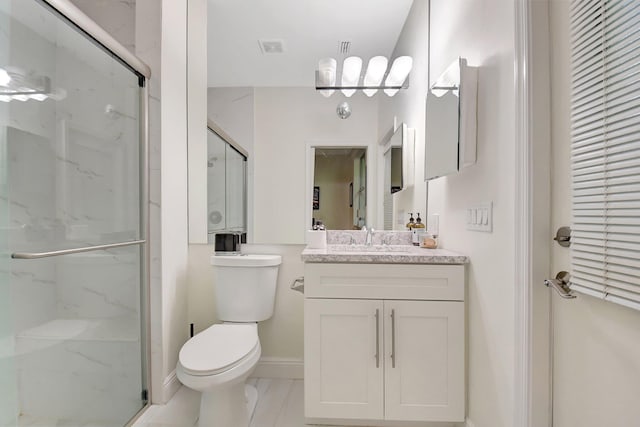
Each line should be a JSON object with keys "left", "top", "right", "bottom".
{"left": 290, "top": 276, "right": 304, "bottom": 294}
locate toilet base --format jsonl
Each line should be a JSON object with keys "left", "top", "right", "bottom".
{"left": 198, "top": 382, "right": 251, "bottom": 427}
{"left": 197, "top": 383, "right": 259, "bottom": 427}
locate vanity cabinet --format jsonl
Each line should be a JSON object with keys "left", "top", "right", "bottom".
{"left": 303, "top": 263, "right": 465, "bottom": 425}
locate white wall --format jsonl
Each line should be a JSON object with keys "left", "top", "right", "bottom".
{"left": 427, "top": 1, "right": 516, "bottom": 426}
{"left": 253, "top": 87, "right": 379, "bottom": 244}
{"left": 159, "top": 0, "right": 189, "bottom": 402}
{"left": 186, "top": 0, "right": 208, "bottom": 244}
{"left": 377, "top": 0, "right": 429, "bottom": 229}
{"left": 70, "top": 0, "right": 135, "bottom": 52}
{"left": 548, "top": 2, "right": 640, "bottom": 425}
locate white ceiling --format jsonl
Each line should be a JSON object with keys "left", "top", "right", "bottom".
{"left": 207, "top": 0, "right": 414, "bottom": 88}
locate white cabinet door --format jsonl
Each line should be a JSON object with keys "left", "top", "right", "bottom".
{"left": 304, "top": 298, "right": 384, "bottom": 420}
{"left": 384, "top": 300, "right": 465, "bottom": 422}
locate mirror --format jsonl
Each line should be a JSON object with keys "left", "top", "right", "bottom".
{"left": 305, "top": 139, "right": 376, "bottom": 238}
{"left": 312, "top": 148, "right": 366, "bottom": 230}
{"left": 424, "top": 57, "right": 478, "bottom": 180}
{"left": 381, "top": 123, "right": 415, "bottom": 230}
{"left": 191, "top": 0, "right": 428, "bottom": 244}
{"left": 206, "top": 123, "right": 247, "bottom": 243}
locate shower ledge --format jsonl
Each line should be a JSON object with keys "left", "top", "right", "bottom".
{"left": 20, "top": 317, "right": 138, "bottom": 340}
{"left": 0, "top": 317, "right": 140, "bottom": 358}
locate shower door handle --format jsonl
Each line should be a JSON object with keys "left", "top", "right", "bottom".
{"left": 11, "top": 239, "right": 146, "bottom": 259}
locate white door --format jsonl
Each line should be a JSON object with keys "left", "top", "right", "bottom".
{"left": 304, "top": 298, "right": 384, "bottom": 420}
{"left": 384, "top": 300, "right": 465, "bottom": 422}
{"left": 544, "top": 2, "right": 640, "bottom": 426}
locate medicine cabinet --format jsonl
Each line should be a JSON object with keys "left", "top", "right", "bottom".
{"left": 424, "top": 57, "right": 478, "bottom": 180}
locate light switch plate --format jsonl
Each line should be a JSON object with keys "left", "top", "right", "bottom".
{"left": 466, "top": 202, "right": 493, "bottom": 232}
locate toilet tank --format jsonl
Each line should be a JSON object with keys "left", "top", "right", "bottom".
{"left": 210, "top": 254, "right": 282, "bottom": 322}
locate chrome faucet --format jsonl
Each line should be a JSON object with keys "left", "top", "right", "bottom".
{"left": 362, "top": 225, "right": 375, "bottom": 246}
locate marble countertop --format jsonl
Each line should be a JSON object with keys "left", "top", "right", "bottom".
{"left": 301, "top": 244, "right": 468, "bottom": 264}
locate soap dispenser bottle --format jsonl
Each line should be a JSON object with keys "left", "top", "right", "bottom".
{"left": 406, "top": 213, "right": 415, "bottom": 230}
{"left": 412, "top": 213, "right": 426, "bottom": 246}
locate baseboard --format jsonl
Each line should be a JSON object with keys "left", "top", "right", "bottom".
{"left": 251, "top": 357, "right": 304, "bottom": 379}
{"left": 162, "top": 369, "right": 181, "bottom": 403}
{"left": 306, "top": 417, "right": 462, "bottom": 427}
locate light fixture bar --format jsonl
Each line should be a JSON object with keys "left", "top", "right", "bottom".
{"left": 0, "top": 90, "right": 49, "bottom": 96}
{"left": 430, "top": 86, "right": 458, "bottom": 90}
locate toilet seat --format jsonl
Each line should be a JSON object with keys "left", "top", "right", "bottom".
{"left": 178, "top": 324, "right": 259, "bottom": 376}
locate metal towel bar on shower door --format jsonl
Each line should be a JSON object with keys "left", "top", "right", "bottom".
{"left": 11, "top": 239, "right": 146, "bottom": 259}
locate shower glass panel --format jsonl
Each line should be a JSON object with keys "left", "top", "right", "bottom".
{"left": 207, "top": 129, "right": 227, "bottom": 234}
{"left": 206, "top": 126, "right": 247, "bottom": 242}
{"left": 225, "top": 145, "right": 246, "bottom": 232}
{"left": 0, "top": 1, "right": 147, "bottom": 426}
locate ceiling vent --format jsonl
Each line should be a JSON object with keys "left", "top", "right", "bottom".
{"left": 258, "top": 39, "right": 285, "bottom": 54}
{"left": 339, "top": 41, "right": 351, "bottom": 55}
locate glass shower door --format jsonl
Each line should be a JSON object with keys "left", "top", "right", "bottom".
{"left": 0, "top": 1, "right": 147, "bottom": 425}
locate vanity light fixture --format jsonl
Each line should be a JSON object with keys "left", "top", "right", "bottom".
{"left": 430, "top": 59, "right": 461, "bottom": 97}
{"left": 316, "top": 55, "right": 412, "bottom": 97}
{"left": 0, "top": 67, "right": 66, "bottom": 102}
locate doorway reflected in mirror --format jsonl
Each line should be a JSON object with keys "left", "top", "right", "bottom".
{"left": 313, "top": 148, "right": 366, "bottom": 230}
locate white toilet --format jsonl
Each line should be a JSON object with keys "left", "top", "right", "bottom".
{"left": 176, "top": 254, "right": 282, "bottom": 427}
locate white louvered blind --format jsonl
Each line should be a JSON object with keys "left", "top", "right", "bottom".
{"left": 570, "top": 0, "right": 640, "bottom": 311}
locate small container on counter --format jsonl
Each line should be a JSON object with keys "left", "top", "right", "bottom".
{"left": 420, "top": 233, "right": 438, "bottom": 249}
{"left": 306, "top": 229, "right": 327, "bottom": 249}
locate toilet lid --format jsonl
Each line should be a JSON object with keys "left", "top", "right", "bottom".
{"left": 179, "top": 324, "right": 259, "bottom": 376}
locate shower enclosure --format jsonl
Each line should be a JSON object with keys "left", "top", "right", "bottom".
{"left": 206, "top": 122, "right": 247, "bottom": 243}
{"left": 0, "top": 1, "right": 149, "bottom": 426}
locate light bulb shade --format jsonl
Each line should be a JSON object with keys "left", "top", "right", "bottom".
{"left": 341, "top": 56, "right": 362, "bottom": 97}
{"left": 318, "top": 57, "right": 337, "bottom": 97}
{"left": 384, "top": 56, "right": 413, "bottom": 96}
{"left": 0, "top": 68, "right": 11, "bottom": 87}
{"left": 363, "top": 56, "right": 388, "bottom": 97}
{"left": 28, "top": 93, "right": 48, "bottom": 101}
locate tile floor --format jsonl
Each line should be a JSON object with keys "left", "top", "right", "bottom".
{"left": 132, "top": 378, "right": 318, "bottom": 427}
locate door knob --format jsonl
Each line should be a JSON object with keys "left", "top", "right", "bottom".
{"left": 544, "top": 271, "right": 576, "bottom": 299}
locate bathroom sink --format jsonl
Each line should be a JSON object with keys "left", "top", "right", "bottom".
{"left": 327, "top": 244, "right": 410, "bottom": 253}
